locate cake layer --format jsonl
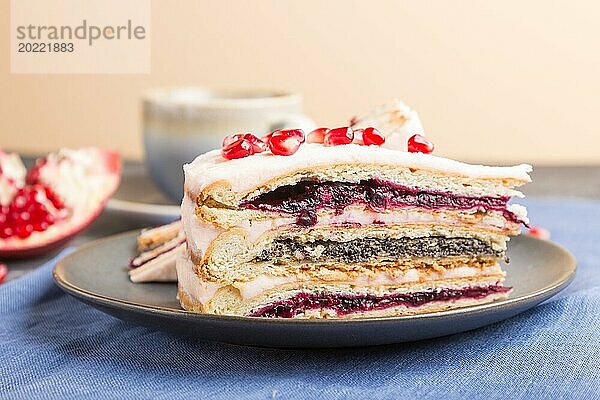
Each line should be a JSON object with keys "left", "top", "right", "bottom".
{"left": 249, "top": 285, "right": 511, "bottom": 318}
{"left": 177, "top": 249, "right": 505, "bottom": 314}
{"left": 185, "top": 144, "right": 532, "bottom": 208}
{"left": 238, "top": 179, "right": 526, "bottom": 227}
{"left": 194, "top": 195, "right": 526, "bottom": 234}
{"left": 177, "top": 252, "right": 507, "bottom": 317}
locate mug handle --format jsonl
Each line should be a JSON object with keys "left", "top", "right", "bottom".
{"left": 267, "top": 112, "right": 317, "bottom": 133}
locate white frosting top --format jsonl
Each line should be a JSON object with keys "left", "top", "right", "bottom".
{"left": 184, "top": 143, "right": 532, "bottom": 197}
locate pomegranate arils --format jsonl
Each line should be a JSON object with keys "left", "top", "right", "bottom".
{"left": 307, "top": 128, "right": 329, "bottom": 144}
{"left": 221, "top": 134, "right": 266, "bottom": 160}
{"left": 224, "top": 134, "right": 266, "bottom": 154}
{"left": 324, "top": 127, "right": 354, "bottom": 146}
{"left": 222, "top": 134, "right": 243, "bottom": 148}
{"left": 271, "top": 129, "right": 305, "bottom": 144}
{"left": 0, "top": 184, "right": 65, "bottom": 240}
{"left": 528, "top": 226, "right": 550, "bottom": 240}
{"left": 362, "top": 127, "right": 385, "bottom": 146}
{"left": 243, "top": 134, "right": 268, "bottom": 153}
{"left": 221, "top": 138, "right": 254, "bottom": 160}
{"left": 268, "top": 134, "right": 301, "bottom": 156}
{"left": 407, "top": 134, "right": 434, "bottom": 154}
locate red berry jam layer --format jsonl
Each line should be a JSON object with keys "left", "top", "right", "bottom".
{"left": 249, "top": 285, "right": 511, "bottom": 318}
{"left": 239, "top": 179, "right": 522, "bottom": 227}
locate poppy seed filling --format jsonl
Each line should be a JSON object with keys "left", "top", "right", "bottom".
{"left": 255, "top": 236, "right": 502, "bottom": 264}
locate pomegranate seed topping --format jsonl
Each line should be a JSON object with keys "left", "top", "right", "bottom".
{"left": 527, "top": 226, "right": 551, "bottom": 240}
{"left": 222, "top": 134, "right": 244, "bottom": 148}
{"left": 407, "top": 134, "right": 434, "bottom": 154}
{"left": 0, "top": 263, "right": 7, "bottom": 284}
{"left": 243, "top": 134, "right": 268, "bottom": 153}
{"left": 221, "top": 138, "right": 254, "bottom": 160}
{"left": 362, "top": 127, "right": 385, "bottom": 146}
{"left": 223, "top": 134, "right": 267, "bottom": 154}
{"left": 324, "top": 127, "right": 354, "bottom": 146}
{"left": 268, "top": 134, "right": 302, "bottom": 156}
{"left": 307, "top": 128, "right": 329, "bottom": 144}
{"left": 271, "top": 129, "right": 305, "bottom": 143}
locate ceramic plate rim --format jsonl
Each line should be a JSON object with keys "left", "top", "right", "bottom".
{"left": 53, "top": 230, "right": 577, "bottom": 326}
{"left": 106, "top": 198, "right": 180, "bottom": 218}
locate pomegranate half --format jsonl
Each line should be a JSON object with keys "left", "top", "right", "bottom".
{"left": 0, "top": 148, "right": 121, "bottom": 258}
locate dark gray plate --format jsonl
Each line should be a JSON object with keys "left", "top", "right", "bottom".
{"left": 53, "top": 231, "right": 576, "bottom": 348}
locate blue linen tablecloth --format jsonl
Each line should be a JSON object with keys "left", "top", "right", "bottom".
{"left": 1, "top": 198, "right": 599, "bottom": 399}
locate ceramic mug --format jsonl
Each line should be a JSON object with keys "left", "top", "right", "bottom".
{"left": 142, "top": 87, "right": 316, "bottom": 202}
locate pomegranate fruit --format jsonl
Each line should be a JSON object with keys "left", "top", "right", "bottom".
{"left": 0, "top": 148, "right": 121, "bottom": 258}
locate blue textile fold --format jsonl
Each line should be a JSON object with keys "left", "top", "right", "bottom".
{"left": 1, "top": 198, "right": 599, "bottom": 400}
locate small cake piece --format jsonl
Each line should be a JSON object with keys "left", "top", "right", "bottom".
{"left": 129, "top": 221, "right": 184, "bottom": 283}
{"left": 177, "top": 101, "right": 532, "bottom": 318}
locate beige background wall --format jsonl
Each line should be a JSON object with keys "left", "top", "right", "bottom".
{"left": 1, "top": 0, "right": 599, "bottom": 164}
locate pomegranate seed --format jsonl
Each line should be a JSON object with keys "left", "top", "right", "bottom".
{"left": 33, "top": 221, "right": 48, "bottom": 231}
{"left": 223, "top": 134, "right": 266, "bottom": 155}
{"left": 0, "top": 227, "right": 13, "bottom": 239}
{"left": 527, "top": 226, "right": 550, "bottom": 240}
{"left": 268, "top": 134, "right": 302, "bottom": 156}
{"left": 407, "top": 134, "right": 434, "bottom": 154}
{"left": 271, "top": 129, "right": 305, "bottom": 143}
{"left": 0, "top": 264, "right": 7, "bottom": 284}
{"left": 13, "top": 195, "right": 26, "bottom": 209}
{"left": 261, "top": 132, "right": 274, "bottom": 142}
{"left": 362, "top": 127, "right": 385, "bottom": 146}
{"left": 221, "top": 138, "right": 254, "bottom": 160}
{"left": 324, "top": 127, "right": 354, "bottom": 146}
{"left": 243, "top": 134, "right": 268, "bottom": 153}
{"left": 223, "top": 134, "right": 244, "bottom": 148}
{"left": 15, "top": 224, "right": 33, "bottom": 239}
{"left": 307, "top": 128, "right": 329, "bottom": 144}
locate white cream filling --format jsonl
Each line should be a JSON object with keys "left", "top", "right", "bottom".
{"left": 176, "top": 249, "right": 220, "bottom": 305}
